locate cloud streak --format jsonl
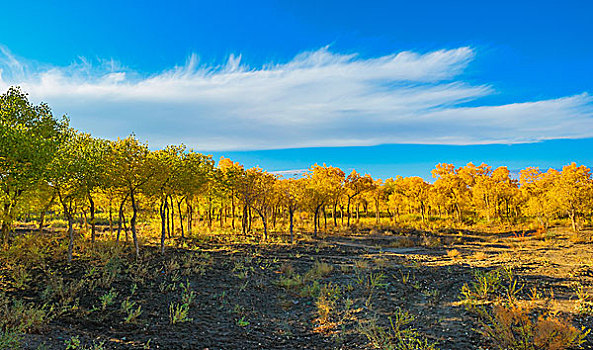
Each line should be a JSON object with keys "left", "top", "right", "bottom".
{"left": 1, "top": 45, "right": 592, "bottom": 151}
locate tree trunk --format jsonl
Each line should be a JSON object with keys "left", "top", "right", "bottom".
{"left": 258, "top": 210, "right": 268, "bottom": 241}
{"left": 242, "top": 204, "right": 248, "bottom": 235}
{"left": 130, "top": 189, "right": 140, "bottom": 258}
{"left": 187, "top": 200, "right": 193, "bottom": 236}
{"left": 89, "top": 194, "right": 96, "bottom": 244}
{"left": 208, "top": 197, "right": 212, "bottom": 230}
{"left": 123, "top": 211, "right": 129, "bottom": 242}
{"left": 231, "top": 193, "right": 235, "bottom": 230}
{"left": 484, "top": 195, "right": 491, "bottom": 223}
{"left": 166, "top": 201, "right": 171, "bottom": 238}
{"left": 375, "top": 199, "right": 380, "bottom": 224}
{"left": 420, "top": 202, "right": 426, "bottom": 223}
{"left": 170, "top": 196, "right": 175, "bottom": 235}
{"left": 248, "top": 206, "right": 252, "bottom": 233}
{"left": 347, "top": 197, "right": 352, "bottom": 227}
{"left": 116, "top": 194, "right": 128, "bottom": 244}
{"left": 177, "top": 198, "right": 184, "bottom": 238}
{"left": 289, "top": 207, "right": 294, "bottom": 244}
{"left": 333, "top": 203, "right": 338, "bottom": 227}
{"left": 313, "top": 207, "right": 319, "bottom": 238}
{"left": 81, "top": 210, "right": 88, "bottom": 231}
{"left": 569, "top": 210, "right": 577, "bottom": 232}
{"left": 160, "top": 199, "right": 167, "bottom": 255}
{"left": 195, "top": 199, "right": 201, "bottom": 226}
{"left": 323, "top": 206, "right": 327, "bottom": 232}
{"left": 59, "top": 196, "right": 75, "bottom": 262}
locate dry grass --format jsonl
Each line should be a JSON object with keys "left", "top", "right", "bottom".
{"left": 447, "top": 249, "right": 461, "bottom": 259}
{"left": 470, "top": 251, "right": 487, "bottom": 260}
{"left": 479, "top": 301, "right": 590, "bottom": 350}
{"left": 388, "top": 237, "right": 417, "bottom": 248}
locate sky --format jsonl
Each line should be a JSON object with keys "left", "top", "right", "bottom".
{"left": 1, "top": 0, "right": 592, "bottom": 179}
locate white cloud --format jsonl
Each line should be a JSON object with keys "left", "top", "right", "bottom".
{"left": 0, "top": 45, "right": 592, "bottom": 151}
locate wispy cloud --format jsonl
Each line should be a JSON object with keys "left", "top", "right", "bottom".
{"left": 1, "top": 45, "right": 592, "bottom": 150}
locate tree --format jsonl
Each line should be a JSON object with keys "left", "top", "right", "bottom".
{"left": 472, "top": 164, "right": 495, "bottom": 222}
{"left": 520, "top": 167, "right": 556, "bottom": 228}
{"left": 217, "top": 157, "right": 243, "bottom": 231}
{"left": 549, "top": 163, "right": 592, "bottom": 232}
{"left": 384, "top": 177, "right": 404, "bottom": 222}
{"left": 489, "top": 167, "right": 520, "bottom": 224}
{"left": 344, "top": 170, "right": 373, "bottom": 227}
{"left": 303, "top": 164, "right": 344, "bottom": 237}
{"left": 146, "top": 146, "right": 213, "bottom": 253}
{"left": 431, "top": 163, "right": 472, "bottom": 222}
{"left": 369, "top": 178, "right": 388, "bottom": 225}
{"left": 177, "top": 150, "right": 214, "bottom": 236}
{"left": 394, "top": 176, "right": 431, "bottom": 223}
{"left": 247, "top": 168, "right": 277, "bottom": 241}
{"left": 146, "top": 145, "right": 184, "bottom": 254}
{"left": 76, "top": 135, "right": 109, "bottom": 244}
{"left": 48, "top": 130, "right": 96, "bottom": 261}
{"left": 109, "top": 136, "right": 152, "bottom": 258}
{"left": 277, "top": 178, "right": 304, "bottom": 243}
{"left": 0, "top": 87, "right": 67, "bottom": 242}
{"left": 235, "top": 168, "right": 256, "bottom": 235}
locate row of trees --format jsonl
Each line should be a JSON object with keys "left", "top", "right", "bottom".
{"left": 2, "top": 87, "right": 592, "bottom": 259}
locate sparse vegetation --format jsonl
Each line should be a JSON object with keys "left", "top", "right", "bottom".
{"left": 121, "top": 299, "right": 142, "bottom": 324}
{"left": 478, "top": 300, "right": 590, "bottom": 350}
{"left": 169, "top": 302, "right": 192, "bottom": 324}
{"left": 358, "top": 308, "right": 439, "bottom": 350}
{"left": 0, "top": 330, "right": 21, "bottom": 350}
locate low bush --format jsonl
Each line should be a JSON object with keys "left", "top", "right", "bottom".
{"left": 479, "top": 301, "right": 590, "bottom": 350}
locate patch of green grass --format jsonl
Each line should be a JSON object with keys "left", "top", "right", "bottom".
{"left": 98, "top": 288, "right": 118, "bottom": 311}
{"left": 0, "top": 296, "right": 50, "bottom": 333}
{"left": 169, "top": 302, "right": 192, "bottom": 324}
{"left": 0, "top": 330, "right": 21, "bottom": 350}
{"left": 358, "top": 308, "right": 439, "bottom": 350}
{"left": 64, "top": 335, "right": 106, "bottom": 350}
{"left": 121, "top": 299, "right": 142, "bottom": 323}
{"left": 236, "top": 316, "right": 250, "bottom": 327}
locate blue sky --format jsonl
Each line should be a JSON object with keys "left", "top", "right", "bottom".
{"left": 1, "top": 0, "right": 592, "bottom": 179}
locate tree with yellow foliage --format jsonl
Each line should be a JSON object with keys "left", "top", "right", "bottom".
{"left": 431, "top": 163, "right": 471, "bottom": 222}
{"left": 277, "top": 178, "right": 304, "bottom": 243}
{"left": 248, "top": 168, "right": 277, "bottom": 240}
{"left": 303, "top": 164, "right": 344, "bottom": 237}
{"left": 520, "top": 167, "right": 557, "bottom": 229}
{"left": 549, "top": 163, "right": 592, "bottom": 232}
{"left": 108, "top": 136, "right": 152, "bottom": 257}
{"left": 218, "top": 157, "right": 244, "bottom": 231}
{"left": 344, "top": 170, "right": 374, "bottom": 227}
{"left": 393, "top": 176, "right": 431, "bottom": 223}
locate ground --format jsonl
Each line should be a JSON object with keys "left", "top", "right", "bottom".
{"left": 2, "top": 227, "right": 592, "bottom": 349}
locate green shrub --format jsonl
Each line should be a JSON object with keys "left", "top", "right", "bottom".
{"left": 169, "top": 302, "right": 191, "bottom": 324}
{"left": 358, "top": 308, "right": 439, "bottom": 350}
{"left": 0, "top": 296, "right": 50, "bottom": 333}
